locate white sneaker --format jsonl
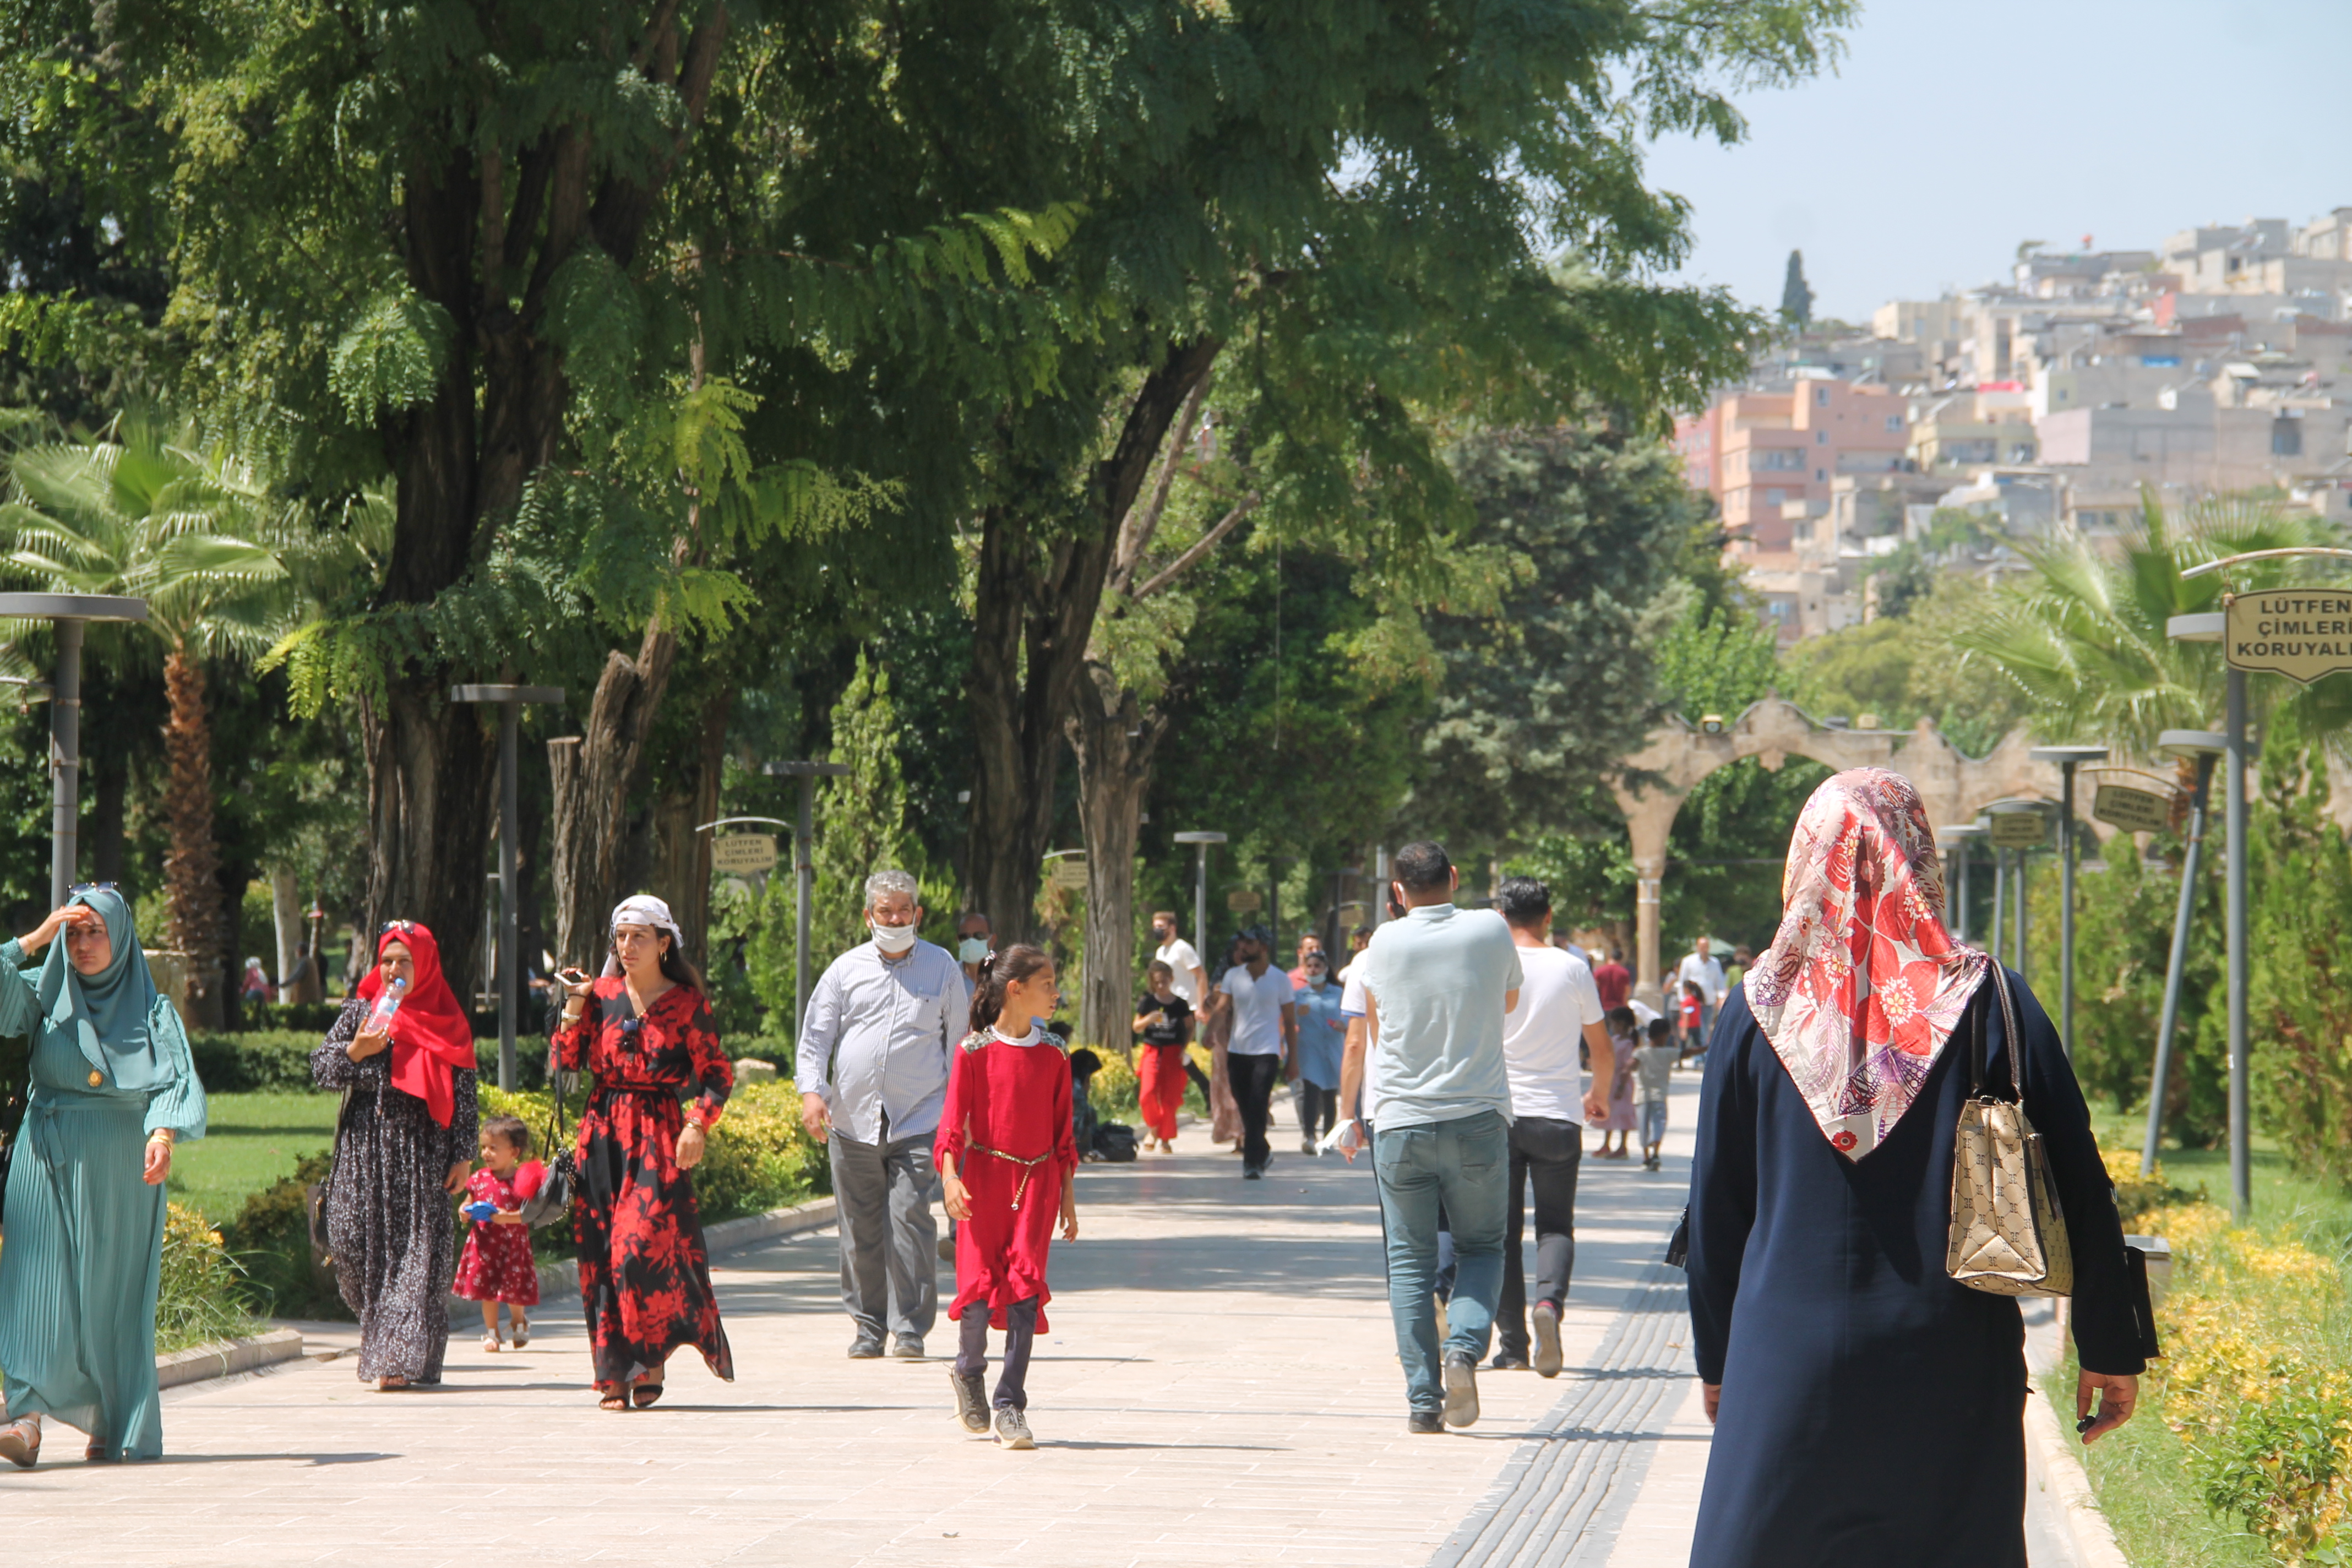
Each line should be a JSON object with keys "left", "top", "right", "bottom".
{"left": 994, "top": 1407, "right": 1036, "bottom": 1450}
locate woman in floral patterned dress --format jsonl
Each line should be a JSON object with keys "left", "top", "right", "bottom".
{"left": 312, "top": 921, "right": 478, "bottom": 1391}
{"left": 551, "top": 895, "right": 734, "bottom": 1411}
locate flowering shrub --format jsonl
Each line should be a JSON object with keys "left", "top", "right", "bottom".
{"left": 2129, "top": 1182, "right": 2351, "bottom": 1562}
{"left": 479, "top": 1077, "right": 829, "bottom": 1225}
{"left": 157, "top": 1201, "right": 261, "bottom": 1353}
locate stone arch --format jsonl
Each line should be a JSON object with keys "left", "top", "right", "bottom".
{"left": 1610, "top": 698, "right": 2070, "bottom": 1006}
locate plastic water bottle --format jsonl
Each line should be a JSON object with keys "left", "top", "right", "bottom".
{"left": 368, "top": 976, "right": 408, "bottom": 1030}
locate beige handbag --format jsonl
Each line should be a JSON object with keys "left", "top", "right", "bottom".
{"left": 1946, "top": 963, "right": 2073, "bottom": 1298}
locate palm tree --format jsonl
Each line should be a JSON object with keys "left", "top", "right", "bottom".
{"left": 1946, "top": 493, "right": 2352, "bottom": 758}
{"left": 0, "top": 414, "right": 292, "bottom": 1023}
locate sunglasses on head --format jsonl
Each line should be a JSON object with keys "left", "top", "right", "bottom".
{"left": 378, "top": 920, "right": 417, "bottom": 937}
{"left": 67, "top": 881, "right": 118, "bottom": 896}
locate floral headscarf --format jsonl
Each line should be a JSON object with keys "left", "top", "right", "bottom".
{"left": 1746, "top": 768, "right": 1990, "bottom": 1161}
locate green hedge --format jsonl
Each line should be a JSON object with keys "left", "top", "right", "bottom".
{"left": 189, "top": 1031, "right": 549, "bottom": 1094}
{"left": 218, "top": 1076, "right": 828, "bottom": 1321}
{"left": 218, "top": 1148, "right": 348, "bottom": 1320}
{"left": 479, "top": 1077, "right": 829, "bottom": 1223}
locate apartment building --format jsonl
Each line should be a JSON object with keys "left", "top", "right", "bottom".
{"left": 1674, "top": 374, "right": 1908, "bottom": 553}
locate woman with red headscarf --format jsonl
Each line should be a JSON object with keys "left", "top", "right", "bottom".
{"left": 1685, "top": 770, "right": 2143, "bottom": 1566}
{"left": 311, "top": 921, "right": 480, "bottom": 1390}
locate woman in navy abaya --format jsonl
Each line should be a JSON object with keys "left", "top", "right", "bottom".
{"left": 1686, "top": 769, "right": 2144, "bottom": 1567}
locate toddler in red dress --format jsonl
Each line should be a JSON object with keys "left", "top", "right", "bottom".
{"left": 454, "top": 1114, "right": 541, "bottom": 1351}
{"left": 938, "top": 944, "right": 1079, "bottom": 1450}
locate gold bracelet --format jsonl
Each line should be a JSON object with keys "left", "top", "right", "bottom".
{"left": 146, "top": 1131, "right": 174, "bottom": 1147}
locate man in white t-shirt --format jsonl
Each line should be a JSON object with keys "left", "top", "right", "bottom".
{"left": 1492, "top": 878, "right": 1614, "bottom": 1379}
{"left": 1676, "top": 936, "right": 1728, "bottom": 1048}
{"left": 1216, "top": 926, "right": 1295, "bottom": 1178}
{"left": 1151, "top": 911, "right": 1208, "bottom": 1010}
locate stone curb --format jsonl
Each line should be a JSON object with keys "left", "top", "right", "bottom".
{"left": 2024, "top": 1381, "right": 2133, "bottom": 1568}
{"left": 440, "top": 1195, "right": 839, "bottom": 1314}
{"left": 155, "top": 1327, "right": 306, "bottom": 1391}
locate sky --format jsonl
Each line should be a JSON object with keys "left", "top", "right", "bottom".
{"left": 1638, "top": 0, "right": 2352, "bottom": 323}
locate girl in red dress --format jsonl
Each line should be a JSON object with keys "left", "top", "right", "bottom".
{"left": 937, "top": 944, "right": 1079, "bottom": 1450}
{"left": 454, "top": 1114, "right": 540, "bottom": 1351}
{"left": 551, "top": 895, "right": 735, "bottom": 1412}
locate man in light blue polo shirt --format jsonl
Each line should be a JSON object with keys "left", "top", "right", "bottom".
{"left": 1336, "top": 841, "right": 1522, "bottom": 1434}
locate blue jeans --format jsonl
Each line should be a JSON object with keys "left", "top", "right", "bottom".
{"left": 1374, "top": 1110, "right": 1509, "bottom": 1411}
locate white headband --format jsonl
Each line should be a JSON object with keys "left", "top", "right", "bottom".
{"left": 605, "top": 895, "right": 686, "bottom": 976}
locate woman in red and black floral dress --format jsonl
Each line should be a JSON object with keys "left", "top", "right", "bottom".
{"left": 551, "top": 895, "right": 734, "bottom": 1411}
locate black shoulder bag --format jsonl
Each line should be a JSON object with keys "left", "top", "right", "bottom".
{"left": 520, "top": 984, "right": 614, "bottom": 1229}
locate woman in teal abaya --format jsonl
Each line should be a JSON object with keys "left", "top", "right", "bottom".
{"left": 0, "top": 888, "right": 207, "bottom": 1466}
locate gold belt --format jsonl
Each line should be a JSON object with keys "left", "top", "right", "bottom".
{"left": 972, "top": 1144, "right": 1053, "bottom": 1211}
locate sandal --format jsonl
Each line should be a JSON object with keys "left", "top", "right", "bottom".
{"left": 84, "top": 1442, "right": 116, "bottom": 1463}
{"left": 377, "top": 1375, "right": 410, "bottom": 1392}
{"left": 598, "top": 1389, "right": 629, "bottom": 1413}
{"left": 511, "top": 1315, "right": 530, "bottom": 1349}
{"left": 481, "top": 1331, "right": 502, "bottom": 1354}
{"left": 631, "top": 1380, "right": 665, "bottom": 1409}
{"left": 0, "top": 1418, "right": 39, "bottom": 1470}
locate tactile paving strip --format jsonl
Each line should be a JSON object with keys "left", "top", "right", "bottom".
{"left": 1428, "top": 1258, "right": 1694, "bottom": 1568}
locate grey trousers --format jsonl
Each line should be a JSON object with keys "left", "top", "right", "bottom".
{"left": 831, "top": 1129, "right": 939, "bottom": 1344}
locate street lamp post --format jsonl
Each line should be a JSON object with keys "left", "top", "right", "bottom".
{"left": 451, "top": 684, "right": 564, "bottom": 1092}
{"left": 763, "top": 760, "right": 854, "bottom": 1033}
{"left": 1989, "top": 843, "right": 2006, "bottom": 960}
{"left": 2167, "top": 609, "right": 2250, "bottom": 1217}
{"left": 2030, "top": 746, "right": 2110, "bottom": 1055}
{"left": 1173, "top": 832, "right": 1227, "bottom": 965}
{"left": 2142, "top": 729, "right": 2225, "bottom": 1175}
{"left": 0, "top": 595, "right": 149, "bottom": 908}
{"left": 1937, "top": 824, "right": 1987, "bottom": 944}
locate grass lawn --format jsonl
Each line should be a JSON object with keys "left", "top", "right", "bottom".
{"left": 2044, "top": 1364, "right": 2277, "bottom": 1568}
{"left": 171, "top": 1090, "right": 339, "bottom": 1224}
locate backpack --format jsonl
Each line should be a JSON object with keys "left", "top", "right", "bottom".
{"left": 1092, "top": 1121, "right": 1140, "bottom": 1163}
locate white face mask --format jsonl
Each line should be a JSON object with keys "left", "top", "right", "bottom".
{"left": 956, "top": 936, "right": 989, "bottom": 963}
{"left": 871, "top": 920, "right": 917, "bottom": 955}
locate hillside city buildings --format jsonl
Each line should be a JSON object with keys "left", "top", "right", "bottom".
{"left": 1676, "top": 208, "right": 2352, "bottom": 642}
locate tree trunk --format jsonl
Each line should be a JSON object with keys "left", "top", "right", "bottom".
{"left": 963, "top": 337, "right": 1221, "bottom": 944}
{"left": 89, "top": 744, "right": 126, "bottom": 887}
{"left": 161, "top": 647, "right": 226, "bottom": 1030}
{"left": 545, "top": 623, "right": 681, "bottom": 971}
{"left": 358, "top": 7, "right": 729, "bottom": 1000}
{"left": 360, "top": 677, "right": 497, "bottom": 1005}
{"left": 270, "top": 867, "right": 305, "bottom": 993}
{"left": 1066, "top": 662, "right": 1168, "bottom": 1050}
{"left": 658, "top": 685, "right": 733, "bottom": 965}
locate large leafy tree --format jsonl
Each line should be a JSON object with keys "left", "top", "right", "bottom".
{"left": 1404, "top": 424, "right": 1715, "bottom": 857}
{"left": 1, "top": 0, "right": 1079, "bottom": 990}
{"left": 890, "top": 0, "right": 1856, "bottom": 951}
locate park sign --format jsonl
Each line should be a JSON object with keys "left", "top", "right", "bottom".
{"left": 1226, "top": 889, "right": 1262, "bottom": 913}
{"left": 2224, "top": 589, "right": 2352, "bottom": 685}
{"left": 711, "top": 834, "right": 778, "bottom": 875}
{"left": 1048, "top": 855, "right": 1089, "bottom": 891}
{"left": 1988, "top": 809, "right": 2049, "bottom": 849}
{"left": 2092, "top": 784, "right": 2174, "bottom": 836}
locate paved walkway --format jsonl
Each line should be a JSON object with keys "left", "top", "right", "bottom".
{"left": 15, "top": 1081, "right": 1709, "bottom": 1566}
